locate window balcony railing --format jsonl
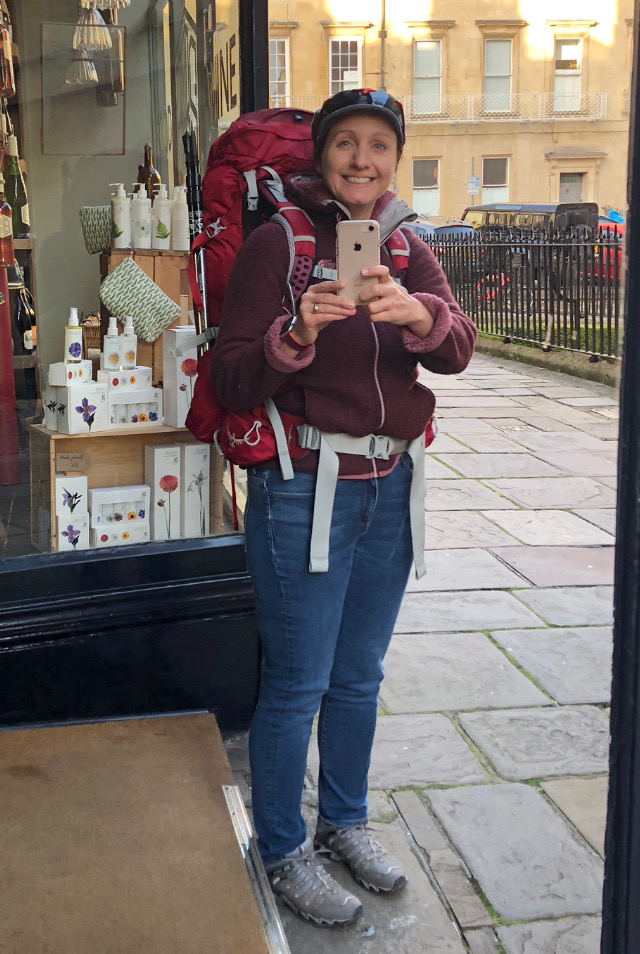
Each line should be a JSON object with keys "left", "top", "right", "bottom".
{"left": 402, "top": 91, "right": 607, "bottom": 123}
{"left": 269, "top": 95, "right": 325, "bottom": 112}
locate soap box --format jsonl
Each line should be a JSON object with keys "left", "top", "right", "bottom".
{"left": 97, "top": 366, "right": 153, "bottom": 391}
{"left": 145, "top": 444, "right": 182, "bottom": 540}
{"left": 48, "top": 360, "right": 93, "bottom": 387}
{"left": 90, "top": 526, "right": 151, "bottom": 548}
{"left": 162, "top": 326, "right": 198, "bottom": 428}
{"left": 56, "top": 514, "right": 90, "bottom": 552}
{"left": 43, "top": 385, "right": 60, "bottom": 431}
{"left": 181, "top": 442, "right": 210, "bottom": 538}
{"left": 107, "top": 387, "right": 162, "bottom": 427}
{"left": 54, "top": 474, "right": 88, "bottom": 518}
{"left": 57, "top": 384, "right": 109, "bottom": 434}
{"left": 88, "top": 484, "right": 150, "bottom": 529}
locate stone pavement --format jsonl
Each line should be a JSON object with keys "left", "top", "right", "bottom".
{"left": 224, "top": 351, "right": 616, "bottom": 954}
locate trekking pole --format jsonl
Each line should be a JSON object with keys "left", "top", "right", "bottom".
{"left": 183, "top": 129, "right": 208, "bottom": 336}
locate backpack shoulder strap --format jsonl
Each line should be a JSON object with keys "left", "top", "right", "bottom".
{"left": 385, "top": 228, "right": 411, "bottom": 274}
{"left": 270, "top": 203, "right": 317, "bottom": 304}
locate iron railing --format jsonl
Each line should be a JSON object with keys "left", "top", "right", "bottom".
{"left": 427, "top": 229, "right": 623, "bottom": 359}
{"left": 401, "top": 91, "right": 607, "bottom": 123}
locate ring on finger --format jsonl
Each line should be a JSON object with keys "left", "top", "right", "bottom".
{"left": 312, "top": 303, "right": 319, "bottom": 314}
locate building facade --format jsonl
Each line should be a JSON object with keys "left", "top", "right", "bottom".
{"left": 268, "top": 0, "right": 633, "bottom": 221}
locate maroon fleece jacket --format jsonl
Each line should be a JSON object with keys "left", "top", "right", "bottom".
{"left": 211, "top": 176, "right": 477, "bottom": 475}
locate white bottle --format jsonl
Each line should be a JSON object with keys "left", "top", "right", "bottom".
{"left": 151, "top": 182, "right": 171, "bottom": 251}
{"left": 171, "top": 185, "right": 190, "bottom": 251}
{"left": 131, "top": 183, "right": 152, "bottom": 250}
{"left": 101, "top": 315, "right": 121, "bottom": 371}
{"left": 64, "top": 307, "right": 83, "bottom": 364}
{"left": 110, "top": 183, "right": 131, "bottom": 250}
{"left": 120, "top": 316, "right": 138, "bottom": 370}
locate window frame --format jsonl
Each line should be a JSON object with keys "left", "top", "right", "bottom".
{"left": 553, "top": 36, "right": 582, "bottom": 112}
{"left": 481, "top": 156, "right": 509, "bottom": 203}
{"left": 412, "top": 157, "right": 440, "bottom": 216}
{"left": 269, "top": 36, "right": 290, "bottom": 107}
{"left": 328, "top": 36, "right": 362, "bottom": 96}
{"left": 483, "top": 37, "right": 512, "bottom": 113}
{"left": 413, "top": 38, "right": 442, "bottom": 115}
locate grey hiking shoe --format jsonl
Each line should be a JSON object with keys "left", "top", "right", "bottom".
{"left": 314, "top": 822, "right": 408, "bottom": 895}
{"left": 267, "top": 837, "right": 363, "bottom": 927}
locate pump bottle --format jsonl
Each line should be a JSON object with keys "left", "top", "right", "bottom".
{"left": 120, "top": 316, "right": 138, "bottom": 370}
{"left": 131, "top": 183, "right": 152, "bottom": 250}
{"left": 64, "top": 307, "right": 83, "bottom": 364}
{"left": 151, "top": 183, "right": 171, "bottom": 251}
{"left": 171, "top": 185, "right": 190, "bottom": 251}
{"left": 110, "top": 183, "right": 131, "bottom": 250}
{"left": 101, "top": 315, "right": 121, "bottom": 371}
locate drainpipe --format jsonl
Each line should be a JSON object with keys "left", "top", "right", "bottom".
{"left": 379, "top": 0, "right": 386, "bottom": 90}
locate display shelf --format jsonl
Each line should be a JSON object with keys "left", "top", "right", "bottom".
{"left": 29, "top": 424, "right": 224, "bottom": 552}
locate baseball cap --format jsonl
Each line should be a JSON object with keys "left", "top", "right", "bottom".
{"left": 311, "top": 89, "right": 406, "bottom": 154}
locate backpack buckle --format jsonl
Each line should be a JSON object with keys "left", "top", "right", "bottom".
{"left": 367, "top": 435, "right": 392, "bottom": 460}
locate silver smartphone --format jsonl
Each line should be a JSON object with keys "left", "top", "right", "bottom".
{"left": 336, "top": 219, "right": 380, "bottom": 304}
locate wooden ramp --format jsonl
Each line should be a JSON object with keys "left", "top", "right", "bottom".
{"left": 0, "top": 714, "right": 278, "bottom": 954}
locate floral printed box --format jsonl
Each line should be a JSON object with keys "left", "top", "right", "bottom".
{"left": 54, "top": 474, "right": 88, "bottom": 518}
{"left": 43, "top": 385, "right": 60, "bottom": 431}
{"left": 181, "top": 443, "right": 210, "bottom": 538}
{"left": 56, "top": 384, "right": 109, "bottom": 435}
{"left": 48, "top": 360, "right": 93, "bottom": 387}
{"left": 97, "top": 366, "right": 153, "bottom": 391}
{"left": 144, "top": 444, "right": 182, "bottom": 541}
{"left": 56, "top": 514, "right": 90, "bottom": 552}
{"left": 162, "top": 326, "right": 198, "bottom": 428}
{"left": 107, "top": 387, "right": 163, "bottom": 427}
{"left": 90, "top": 526, "right": 151, "bottom": 549}
{"left": 88, "top": 485, "right": 150, "bottom": 530}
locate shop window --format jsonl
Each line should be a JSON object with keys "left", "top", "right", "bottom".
{"left": 484, "top": 38, "right": 512, "bottom": 112}
{"left": 329, "top": 38, "right": 361, "bottom": 95}
{"left": 554, "top": 38, "right": 582, "bottom": 112}
{"left": 269, "top": 37, "right": 289, "bottom": 106}
{"left": 412, "top": 159, "right": 439, "bottom": 215}
{"left": 413, "top": 40, "right": 441, "bottom": 115}
{"left": 482, "top": 157, "right": 509, "bottom": 203}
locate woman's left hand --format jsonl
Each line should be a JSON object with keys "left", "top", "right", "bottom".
{"left": 359, "top": 265, "right": 434, "bottom": 340}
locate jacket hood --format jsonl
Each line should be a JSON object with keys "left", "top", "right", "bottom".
{"left": 284, "top": 174, "right": 416, "bottom": 244}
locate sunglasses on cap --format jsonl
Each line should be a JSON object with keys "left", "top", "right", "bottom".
{"left": 312, "top": 89, "right": 406, "bottom": 148}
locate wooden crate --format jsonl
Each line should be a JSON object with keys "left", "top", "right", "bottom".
{"left": 99, "top": 250, "right": 192, "bottom": 385}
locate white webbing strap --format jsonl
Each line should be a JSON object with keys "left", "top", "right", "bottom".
{"left": 264, "top": 398, "right": 294, "bottom": 481}
{"left": 244, "top": 169, "right": 259, "bottom": 211}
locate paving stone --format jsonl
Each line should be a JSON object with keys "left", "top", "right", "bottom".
{"left": 497, "top": 430, "right": 609, "bottom": 453}
{"left": 493, "top": 414, "right": 576, "bottom": 433}
{"left": 532, "top": 387, "right": 593, "bottom": 398}
{"left": 437, "top": 406, "right": 538, "bottom": 419}
{"left": 280, "top": 823, "right": 468, "bottom": 954}
{"left": 491, "top": 626, "right": 613, "bottom": 704}
{"left": 513, "top": 585, "right": 614, "bottom": 626}
{"left": 572, "top": 508, "right": 616, "bottom": 534}
{"left": 490, "top": 546, "right": 614, "bottom": 587}
{"left": 531, "top": 449, "right": 618, "bottom": 477}
{"left": 444, "top": 432, "right": 528, "bottom": 453}
{"left": 428, "top": 783, "right": 604, "bottom": 919}
{"left": 429, "top": 847, "right": 494, "bottom": 927}
{"left": 437, "top": 418, "right": 497, "bottom": 434}
{"left": 571, "top": 421, "right": 619, "bottom": 439}
{"left": 426, "top": 457, "right": 467, "bottom": 480}
{"left": 406, "top": 548, "right": 530, "bottom": 592}
{"left": 436, "top": 396, "right": 522, "bottom": 408}
{"left": 426, "top": 434, "right": 471, "bottom": 454}
{"left": 458, "top": 706, "right": 610, "bottom": 779}
{"left": 559, "top": 396, "right": 618, "bottom": 407}
{"left": 592, "top": 406, "right": 619, "bottom": 419}
{"left": 479, "top": 388, "right": 535, "bottom": 396}
{"left": 380, "top": 633, "right": 548, "bottom": 713}
{"left": 395, "top": 591, "right": 542, "bottom": 634}
{"left": 424, "top": 512, "right": 522, "bottom": 549}
{"left": 384, "top": 715, "right": 490, "bottom": 788}
{"left": 483, "top": 476, "right": 616, "bottom": 510}
{"left": 392, "top": 790, "right": 449, "bottom": 854}
{"left": 437, "top": 454, "right": 563, "bottom": 479}
{"left": 489, "top": 418, "right": 540, "bottom": 433}
{"left": 465, "top": 929, "right": 500, "bottom": 954}
{"left": 480, "top": 510, "right": 614, "bottom": 545}
{"left": 426, "top": 480, "right": 518, "bottom": 510}
{"left": 497, "top": 916, "right": 602, "bottom": 954}
{"left": 541, "top": 777, "right": 608, "bottom": 857}
{"left": 594, "top": 475, "right": 618, "bottom": 489}
{"left": 367, "top": 789, "right": 400, "bottom": 823}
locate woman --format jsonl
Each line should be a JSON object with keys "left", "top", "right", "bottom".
{"left": 211, "top": 89, "right": 476, "bottom": 927}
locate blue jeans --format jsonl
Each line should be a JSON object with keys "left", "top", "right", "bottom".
{"left": 244, "top": 457, "right": 414, "bottom": 866}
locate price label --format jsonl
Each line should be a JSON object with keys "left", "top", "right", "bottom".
{"left": 56, "top": 452, "right": 88, "bottom": 474}
{"left": 467, "top": 176, "right": 480, "bottom": 196}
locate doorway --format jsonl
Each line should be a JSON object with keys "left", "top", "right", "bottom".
{"left": 559, "top": 171, "right": 584, "bottom": 201}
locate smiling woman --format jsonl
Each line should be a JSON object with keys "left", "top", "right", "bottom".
{"left": 210, "top": 87, "right": 477, "bottom": 927}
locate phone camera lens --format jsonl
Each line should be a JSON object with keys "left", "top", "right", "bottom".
{"left": 368, "top": 225, "right": 374, "bottom": 231}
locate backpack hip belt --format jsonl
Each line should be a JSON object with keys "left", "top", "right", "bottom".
{"left": 295, "top": 425, "right": 426, "bottom": 579}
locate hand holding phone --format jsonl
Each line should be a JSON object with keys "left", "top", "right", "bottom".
{"left": 336, "top": 220, "right": 380, "bottom": 304}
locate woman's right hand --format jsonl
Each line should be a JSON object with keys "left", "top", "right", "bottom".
{"left": 292, "top": 281, "right": 357, "bottom": 345}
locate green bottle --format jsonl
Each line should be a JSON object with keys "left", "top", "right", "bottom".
{"left": 4, "top": 135, "right": 29, "bottom": 238}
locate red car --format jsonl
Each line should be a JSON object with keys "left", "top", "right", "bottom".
{"left": 593, "top": 217, "right": 624, "bottom": 281}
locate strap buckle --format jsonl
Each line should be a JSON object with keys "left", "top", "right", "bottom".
{"left": 367, "top": 435, "right": 392, "bottom": 460}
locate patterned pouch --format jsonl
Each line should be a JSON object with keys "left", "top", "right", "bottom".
{"left": 99, "top": 256, "right": 181, "bottom": 343}
{"left": 79, "top": 206, "right": 112, "bottom": 255}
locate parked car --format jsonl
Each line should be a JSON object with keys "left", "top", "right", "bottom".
{"left": 404, "top": 215, "right": 476, "bottom": 240}
{"left": 593, "top": 216, "right": 624, "bottom": 281}
{"left": 461, "top": 202, "right": 599, "bottom": 233}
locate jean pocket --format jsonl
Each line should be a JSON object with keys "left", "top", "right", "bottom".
{"left": 264, "top": 470, "right": 316, "bottom": 499}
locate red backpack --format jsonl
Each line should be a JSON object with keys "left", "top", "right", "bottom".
{"left": 184, "top": 107, "right": 412, "bottom": 466}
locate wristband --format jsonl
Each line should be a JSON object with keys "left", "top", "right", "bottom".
{"left": 280, "top": 329, "right": 311, "bottom": 352}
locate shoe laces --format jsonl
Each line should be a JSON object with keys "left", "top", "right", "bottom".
{"left": 330, "top": 826, "right": 387, "bottom": 866}
{"left": 271, "top": 849, "right": 341, "bottom": 902}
